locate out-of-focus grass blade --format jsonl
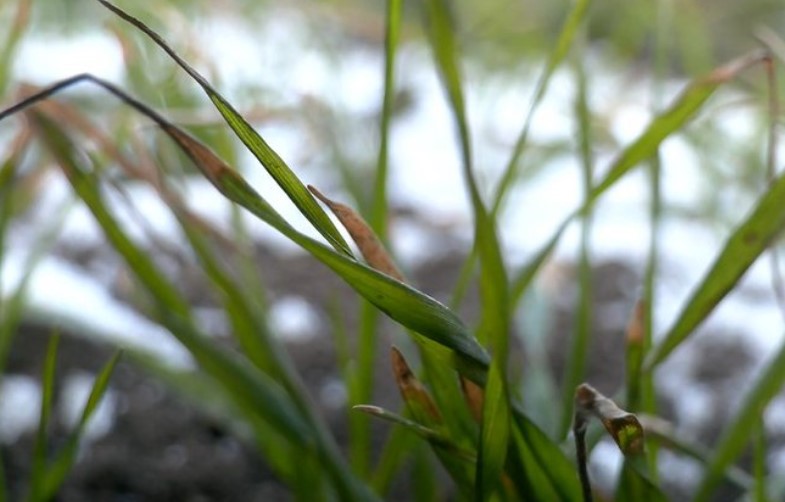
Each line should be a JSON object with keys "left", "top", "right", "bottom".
{"left": 646, "top": 166, "right": 785, "bottom": 369}
{"left": 26, "top": 108, "right": 315, "bottom": 449}
{"left": 639, "top": 414, "right": 751, "bottom": 490}
{"left": 625, "top": 300, "right": 646, "bottom": 408}
{"left": 507, "top": 51, "right": 766, "bottom": 313}
{"left": 41, "top": 351, "right": 121, "bottom": 499}
{"left": 559, "top": 42, "right": 595, "bottom": 440}
{"left": 491, "top": 0, "right": 591, "bottom": 216}
{"left": 588, "top": 50, "right": 766, "bottom": 205}
{"left": 27, "top": 334, "right": 58, "bottom": 502}
{"left": 0, "top": 0, "right": 31, "bottom": 96}
{"left": 97, "top": 0, "right": 353, "bottom": 257}
{"left": 370, "top": 0, "right": 402, "bottom": 236}
{"left": 693, "top": 334, "right": 785, "bottom": 501}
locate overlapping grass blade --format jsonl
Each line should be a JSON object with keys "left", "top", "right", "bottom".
{"left": 509, "top": 50, "right": 767, "bottom": 314}
{"left": 646, "top": 165, "right": 785, "bottom": 369}
{"left": 420, "top": 0, "right": 511, "bottom": 497}
{"left": 26, "top": 108, "right": 316, "bottom": 451}
{"left": 693, "top": 334, "right": 785, "bottom": 501}
{"left": 0, "top": 77, "right": 491, "bottom": 377}
{"left": 97, "top": 0, "right": 353, "bottom": 257}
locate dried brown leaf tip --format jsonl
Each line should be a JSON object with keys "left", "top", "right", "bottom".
{"left": 575, "top": 383, "right": 644, "bottom": 456}
{"left": 390, "top": 347, "right": 442, "bottom": 424}
{"left": 162, "top": 125, "right": 231, "bottom": 186}
{"left": 459, "top": 376, "right": 484, "bottom": 423}
{"left": 308, "top": 185, "right": 404, "bottom": 281}
{"left": 626, "top": 299, "right": 645, "bottom": 346}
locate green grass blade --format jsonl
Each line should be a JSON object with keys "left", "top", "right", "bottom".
{"left": 491, "top": 0, "right": 591, "bottom": 216}
{"left": 1, "top": 75, "right": 491, "bottom": 392}
{"left": 42, "top": 351, "right": 122, "bottom": 499}
{"left": 693, "top": 335, "right": 785, "bottom": 501}
{"left": 512, "top": 411, "right": 582, "bottom": 500}
{"left": 97, "top": 0, "right": 353, "bottom": 257}
{"left": 28, "top": 109, "right": 315, "bottom": 446}
{"left": 27, "top": 334, "right": 58, "bottom": 502}
{"left": 370, "top": 0, "right": 402, "bottom": 235}
{"left": 420, "top": 1, "right": 512, "bottom": 497}
{"left": 559, "top": 44, "right": 595, "bottom": 440}
{"left": 646, "top": 166, "right": 785, "bottom": 369}
{"left": 588, "top": 50, "right": 766, "bottom": 206}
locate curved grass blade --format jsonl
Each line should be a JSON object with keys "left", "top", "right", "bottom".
{"left": 646, "top": 165, "right": 785, "bottom": 369}
{"left": 574, "top": 384, "right": 651, "bottom": 501}
{"left": 588, "top": 50, "right": 767, "bottom": 205}
{"left": 0, "top": 76, "right": 490, "bottom": 374}
{"left": 26, "top": 108, "right": 315, "bottom": 446}
{"left": 97, "top": 0, "right": 353, "bottom": 257}
{"left": 693, "top": 334, "right": 785, "bottom": 501}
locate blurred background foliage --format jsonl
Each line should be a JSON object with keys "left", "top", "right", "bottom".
{"left": 4, "top": 0, "right": 782, "bottom": 224}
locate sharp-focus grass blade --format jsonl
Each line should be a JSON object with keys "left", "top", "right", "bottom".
{"left": 97, "top": 0, "right": 353, "bottom": 257}
{"left": 646, "top": 165, "right": 785, "bottom": 369}
{"left": 0, "top": 0, "right": 31, "bottom": 96}
{"left": 0, "top": 76, "right": 491, "bottom": 378}
{"left": 41, "top": 351, "right": 121, "bottom": 500}
{"left": 693, "top": 334, "right": 785, "bottom": 501}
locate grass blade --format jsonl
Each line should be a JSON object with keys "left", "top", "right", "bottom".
{"left": 27, "top": 334, "right": 58, "bottom": 502}
{"left": 97, "top": 0, "right": 353, "bottom": 257}
{"left": 42, "top": 351, "right": 122, "bottom": 499}
{"left": 646, "top": 164, "right": 785, "bottom": 369}
{"left": 693, "top": 335, "right": 785, "bottom": 501}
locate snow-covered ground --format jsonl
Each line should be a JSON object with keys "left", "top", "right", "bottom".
{"left": 3, "top": 8, "right": 784, "bottom": 494}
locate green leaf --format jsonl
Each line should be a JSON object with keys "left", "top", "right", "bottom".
{"left": 693, "top": 334, "right": 785, "bottom": 501}
{"left": 97, "top": 0, "right": 353, "bottom": 257}
{"left": 646, "top": 165, "right": 785, "bottom": 369}
{"left": 28, "top": 333, "right": 58, "bottom": 502}
{"left": 589, "top": 50, "right": 766, "bottom": 206}
{"left": 42, "top": 351, "right": 122, "bottom": 499}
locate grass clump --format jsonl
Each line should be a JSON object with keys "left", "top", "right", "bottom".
{"left": 1, "top": 0, "right": 785, "bottom": 500}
